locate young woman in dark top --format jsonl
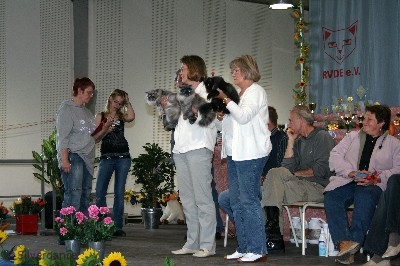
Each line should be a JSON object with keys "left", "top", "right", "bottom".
{"left": 95, "top": 89, "right": 135, "bottom": 236}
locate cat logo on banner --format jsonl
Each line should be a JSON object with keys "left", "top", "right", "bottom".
{"left": 323, "top": 21, "right": 358, "bottom": 65}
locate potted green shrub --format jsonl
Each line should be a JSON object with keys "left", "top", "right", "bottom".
{"left": 131, "top": 143, "right": 175, "bottom": 229}
{"left": 32, "top": 129, "right": 63, "bottom": 229}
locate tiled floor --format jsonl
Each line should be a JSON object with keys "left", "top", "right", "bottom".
{"left": 2, "top": 222, "right": 400, "bottom": 266}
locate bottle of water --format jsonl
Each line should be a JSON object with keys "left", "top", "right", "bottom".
{"left": 318, "top": 230, "right": 327, "bottom": 256}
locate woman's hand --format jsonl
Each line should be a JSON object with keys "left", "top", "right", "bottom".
{"left": 161, "top": 95, "right": 168, "bottom": 110}
{"left": 215, "top": 88, "right": 227, "bottom": 100}
{"left": 61, "top": 159, "right": 71, "bottom": 173}
{"left": 216, "top": 111, "right": 224, "bottom": 121}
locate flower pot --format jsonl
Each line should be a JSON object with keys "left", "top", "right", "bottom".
{"left": 141, "top": 208, "right": 162, "bottom": 229}
{"left": 88, "top": 241, "right": 105, "bottom": 261}
{"left": 65, "top": 239, "right": 81, "bottom": 256}
{"left": 15, "top": 214, "right": 38, "bottom": 235}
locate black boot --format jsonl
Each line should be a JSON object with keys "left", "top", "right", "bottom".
{"left": 264, "top": 206, "right": 285, "bottom": 253}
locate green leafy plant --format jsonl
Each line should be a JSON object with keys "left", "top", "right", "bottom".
{"left": 32, "top": 129, "right": 63, "bottom": 197}
{"left": 131, "top": 143, "right": 175, "bottom": 209}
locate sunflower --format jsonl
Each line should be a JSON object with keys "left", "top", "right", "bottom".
{"left": 13, "top": 245, "right": 26, "bottom": 265}
{"left": 76, "top": 248, "right": 100, "bottom": 266}
{"left": 103, "top": 252, "right": 127, "bottom": 266}
{"left": 0, "top": 231, "right": 7, "bottom": 244}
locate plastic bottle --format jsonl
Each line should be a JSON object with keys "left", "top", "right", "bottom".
{"left": 290, "top": 217, "right": 308, "bottom": 243}
{"left": 290, "top": 217, "right": 301, "bottom": 243}
{"left": 308, "top": 218, "right": 322, "bottom": 244}
{"left": 318, "top": 229, "right": 327, "bottom": 256}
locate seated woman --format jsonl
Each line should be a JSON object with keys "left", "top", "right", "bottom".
{"left": 362, "top": 174, "right": 400, "bottom": 266}
{"left": 324, "top": 104, "right": 400, "bottom": 265}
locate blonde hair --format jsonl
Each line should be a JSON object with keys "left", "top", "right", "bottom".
{"left": 229, "top": 54, "right": 261, "bottom": 82}
{"left": 104, "top": 89, "right": 129, "bottom": 119}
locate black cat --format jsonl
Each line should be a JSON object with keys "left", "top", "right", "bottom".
{"left": 204, "top": 76, "right": 240, "bottom": 114}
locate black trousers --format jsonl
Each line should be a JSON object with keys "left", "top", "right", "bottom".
{"left": 364, "top": 174, "right": 400, "bottom": 256}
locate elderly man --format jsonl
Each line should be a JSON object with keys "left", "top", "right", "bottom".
{"left": 262, "top": 105, "right": 335, "bottom": 238}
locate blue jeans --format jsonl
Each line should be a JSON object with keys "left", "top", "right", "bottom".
{"left": 96, "top": 157, "right": 131, "bottom": 230}
{"left": 227, "top": 155, "right": 268, "bottom": 255}
{"left": 61, "top": 153, "right": 93, "bottom": 215}
{"left": 218, "top": 189, "right": 234, "bottom": 223}
{"left": 364, "top": 174, "right": 400, "bottom": 256}
{"left": 324, "top": 181, "right": 382, "bottom": 245}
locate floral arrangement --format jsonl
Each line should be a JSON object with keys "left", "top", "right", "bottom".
{"left": 54, "top": 206, "right": 86, "bottom": 241}
{"left": 10, "top": 196, "right": 46, "bottom": 215}
{"left": 1, "top": 230, "right": 128, "bottom": 266}
{"left": 124, "top": 188, "right": 167, "bottom": 207}
{"left": 0, "top": 237, "right": 39, "bottom": 265}
{"left": 55, "top": 205, "right": 116, "bottom": 244}
{"left": 82, "top": 205, "right": 116, "bottom": 244}
{"left": 0, "top": 202, "right": 9, "bottom": 220}
{"left": 292, "top": 0, "right": 309, "bottom": 105}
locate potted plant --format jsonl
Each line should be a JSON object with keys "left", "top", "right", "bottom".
{"left": 131, "top": 143, "right": 175, "bottom": 229}
{"left": 11, "top": 196, "right": 46, "bottom": 234}
{"left": 32, "top": 129, "right": 63, "bottom": 229}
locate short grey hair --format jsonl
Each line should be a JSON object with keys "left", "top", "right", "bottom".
{"left": 292, "top": 105, "right": 314, "bottom": 125}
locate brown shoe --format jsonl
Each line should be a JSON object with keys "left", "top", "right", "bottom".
{"left": 337, "top": 241, "right": 361, "bottom": 257}
{"left": 335, "top": 254, "right": 355, "bottom": 265}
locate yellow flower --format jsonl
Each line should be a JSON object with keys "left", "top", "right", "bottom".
{"left": 296, "top": 21, "right": 305, "bottom": 29}
{"left": 38, "top": 250, "right": 47, "bottom": 266}
{"left": 103, "top": 252, "right": 127, "bottom": 266}
{"left": 13, "top": 245, "right": 26, "bottom": 265}
{"left": 292, "top": 10, "right": 300, "bottom": 18}
{"left": 294, "top": 33, "right": 300, "bottom": 41}
{"left": 76, "top": 248, "right": 100, "bottom": 265}
{"left": 0, "top": 230, "right": 7, "bottom": 244}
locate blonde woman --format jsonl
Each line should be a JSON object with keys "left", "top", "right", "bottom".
{"left": 95, "top": 89, "right": 135, "bottom": 237}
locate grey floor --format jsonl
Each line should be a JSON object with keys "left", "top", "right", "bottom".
{"left": 2, "top": 222, "right": 400, "bottom": 266}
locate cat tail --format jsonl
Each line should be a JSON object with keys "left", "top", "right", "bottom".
{"left": 198, "top": 103, "right": 216, "bottom": 127}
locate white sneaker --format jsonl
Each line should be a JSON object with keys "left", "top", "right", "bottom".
{"left": 192, "top": 248, "right": 215, "bottom": 258}
{"left": 238, "top": 253, "right": 267, "bottom": 262}
{"left": 225, "top": 251, "right": 245, "bottom": 260}
{"left": 171, "top": 247, "right": 198, "bottom": 255}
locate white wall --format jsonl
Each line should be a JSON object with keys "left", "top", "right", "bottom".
{"left": 0, "top": 0, "right": 298, "bottom": 214}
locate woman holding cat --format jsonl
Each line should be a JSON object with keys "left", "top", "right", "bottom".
{"left": 170, "top": 55, "right": 218, "bottom": 258}
{"left": 95, "top": 89, "right": 135, "bottom": 237}
{"left": 215, "top": 54, "right": 271, "bottom": 262}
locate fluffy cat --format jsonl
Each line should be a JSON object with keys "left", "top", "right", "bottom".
{"left": 145, "top": 87, "right": 215, "bottom": 129}
{"left": 145, "top": 89, "right": 180, "bottom": 131}
{"left": 160, "top": 191, "right": 185, "bottom": 225}
{"left": 204, "top": 76, "right": 240, "bottom": 114}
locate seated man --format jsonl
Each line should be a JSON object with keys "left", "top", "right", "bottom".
{"left": 262, "top": 105, "right": 335, "bottom": 240}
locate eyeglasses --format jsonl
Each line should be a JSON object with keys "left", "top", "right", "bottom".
{"left": 85, "top": 90, "right": 94, "bottom": 96}
{"left": 230, "top": 68, "right": 240, "bottom": 75}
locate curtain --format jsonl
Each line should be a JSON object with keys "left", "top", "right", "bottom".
{"left": 309, "top": 0, "right": 400, "bottom": 113}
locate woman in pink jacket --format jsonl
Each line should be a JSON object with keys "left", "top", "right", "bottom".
{"left": 324, "top": 104, "right": 400, "bottom": 265}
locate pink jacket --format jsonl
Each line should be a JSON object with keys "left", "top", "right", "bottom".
{"left": 325, "top": 130, "right": 400, "bottom": 192}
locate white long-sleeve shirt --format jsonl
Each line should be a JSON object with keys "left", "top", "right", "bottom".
{"left": 225, "top": 82, "right": 272, "bottom": 161}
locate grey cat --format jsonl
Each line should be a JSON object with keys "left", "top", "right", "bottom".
{"left": 145, "top": 87, "right": 216, "bottom": 130}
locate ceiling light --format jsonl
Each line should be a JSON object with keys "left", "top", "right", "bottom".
{"left": 269, "top": 0, "right": 293, "bottom": 9}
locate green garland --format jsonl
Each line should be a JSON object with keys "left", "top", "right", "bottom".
{"left": 292, "top": 0, "right": 309, "bottom": 105}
